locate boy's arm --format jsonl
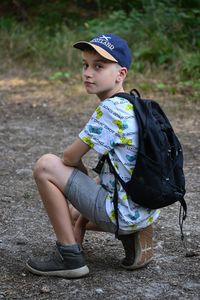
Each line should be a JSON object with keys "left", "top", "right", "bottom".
{"left": 63, "top": 137, "right": 90, "bottom": 174}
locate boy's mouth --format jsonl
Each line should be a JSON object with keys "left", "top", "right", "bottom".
{"left": 84, "top": 81, "right": 95, "bottom": 87}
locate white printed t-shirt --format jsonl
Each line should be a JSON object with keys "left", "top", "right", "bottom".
{"left": 79, "top": 96, "right": 160, "bottom": 232}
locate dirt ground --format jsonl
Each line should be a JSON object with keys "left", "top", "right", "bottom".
{"left": 0, "top": 73, "right": 200, "bottom": 300}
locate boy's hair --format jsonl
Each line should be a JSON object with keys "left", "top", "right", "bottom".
{"left": 74, "top": 33, "right": 132, "bottom": 69}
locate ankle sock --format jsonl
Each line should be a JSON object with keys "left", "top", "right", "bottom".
{"left": 56, "top": 241, "right": 81, "bottom": 253}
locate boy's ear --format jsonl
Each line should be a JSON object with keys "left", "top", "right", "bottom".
{"left": 116, "top": 67, "right": 128, "bottom": 83}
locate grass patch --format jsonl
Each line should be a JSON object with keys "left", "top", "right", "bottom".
{"left": 0, "top": 3, "right": 199, "bottom": 102}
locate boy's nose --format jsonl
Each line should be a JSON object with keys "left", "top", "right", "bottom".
{"left": 83, "top": 67, "right": 93, "bottom": 78}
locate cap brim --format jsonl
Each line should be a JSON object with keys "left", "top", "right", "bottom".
{"left": 73, "top": 41, "right": 117, "bottom": 63}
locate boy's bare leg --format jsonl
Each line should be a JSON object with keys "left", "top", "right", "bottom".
{"left": 34, "top": 153, "right": 103, "bottom": 245}
{"left": 69, "top": 204, "right": 105, "bottom": 245}
{"left": 27, "top": 153, "right": 90, "bottom": 278}
{"left": 33, "top": 153, "right": 77, "bottom": 245}
{"left": 69, "top": 204, "right": 103, "bottom": 231}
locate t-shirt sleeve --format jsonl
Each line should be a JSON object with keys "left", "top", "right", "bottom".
{"left": 79, "top": 100, "right": 118, "bottom": 155}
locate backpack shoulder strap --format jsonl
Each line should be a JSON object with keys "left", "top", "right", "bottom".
{"left": 112, "top": 91, "right": 138, "bottom": 105}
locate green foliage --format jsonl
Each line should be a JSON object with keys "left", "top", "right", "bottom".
{"left": 0, "top": 19, "right": 82, "bottom": 70}
{"left": 84, "top": 4, "right": 200, "bottom": 79}
{"left": 48, "top": 71, "right": 71, "bottom": 81}
{"left": 179, "top": 52, "right": 200, "bottom": 80}
{"left": 0, "top": 1, "right": 199, "bottom": 81}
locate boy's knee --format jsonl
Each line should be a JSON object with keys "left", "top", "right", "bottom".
{"left": 33, "top": 153, "right": 59, "bottom": 180}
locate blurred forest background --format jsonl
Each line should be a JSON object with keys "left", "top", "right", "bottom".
{"left": 0, "top": 0, "right": 199, "bottom": 90}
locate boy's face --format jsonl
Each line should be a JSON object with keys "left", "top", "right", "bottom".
{"left": 82, "top": 50, "right": 127, "bottom": 100}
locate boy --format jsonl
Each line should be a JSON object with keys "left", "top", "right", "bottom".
{"left": 26, "top": 33, "right": 160, "bottom": 278}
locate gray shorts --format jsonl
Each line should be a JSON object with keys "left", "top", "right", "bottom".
{"left": 64, "top": 169, "right": 116, "bottom": 233}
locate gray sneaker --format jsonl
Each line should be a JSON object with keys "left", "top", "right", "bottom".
{"left": 26, "top": 243, "right": 89, "bottom": 278}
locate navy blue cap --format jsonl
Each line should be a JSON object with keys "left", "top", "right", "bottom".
{"left": 73, "top": 33, "right": 132, "bottom": 69}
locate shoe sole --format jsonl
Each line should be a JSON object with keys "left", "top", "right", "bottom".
{"left": 121, "top": 225, "right": 153, "bottom": 270}
{"left": 26, "top": 263, "right": 89, "bottom": 278}
{"left": 121, "top": 257, "right": 153, "bottom": 270}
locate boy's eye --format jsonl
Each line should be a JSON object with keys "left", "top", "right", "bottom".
{"left": 95, "top": 64, "right": 103, "bottom": 70}
{"left": 82, "top": 62, "right": 88, "bottom": 69}
{"left": 83, "top": 63, "right": 88, "bottom": 70}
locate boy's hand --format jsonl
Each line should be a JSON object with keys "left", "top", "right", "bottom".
{"left": 63, "top": 138, "right": 90, "bottom": 168}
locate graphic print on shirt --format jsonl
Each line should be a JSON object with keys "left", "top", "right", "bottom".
{"left": 126, "top": 154, "right": 136, "bottom": 162}
{"left": 112, "top": 119, "right": 128, "bottom": 133}
{"left": 125, "top": 103, "right": 133, "bottom": 111}
{"left": 88, "top": 125, "right": 103, "bottom": 135}
{"left": 79, "top": 96, "right": 160, "bottom": 232}
{"left": 82, "top": 136, "right": 94, "bottom": 148}
{"left": 95, "top": 107, "right": 103, "bottom": 119}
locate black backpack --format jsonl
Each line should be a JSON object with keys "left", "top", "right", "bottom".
{"left": 93, "top": 89, "right": 187, "bottom": 239}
